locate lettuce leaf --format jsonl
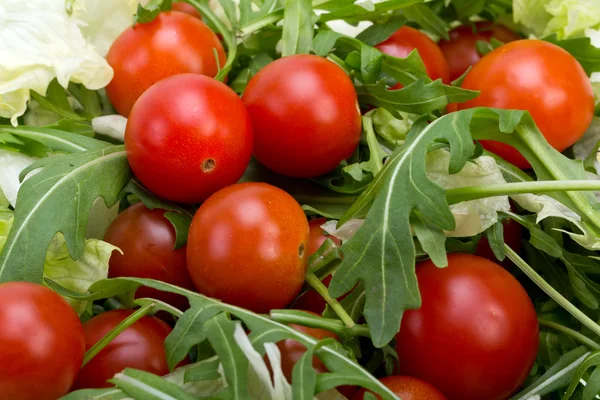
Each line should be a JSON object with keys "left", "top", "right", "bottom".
{"left": 0, "top": 149, "right": 37, "bottom": 207}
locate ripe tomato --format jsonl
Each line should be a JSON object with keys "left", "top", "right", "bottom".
{"left": 352, "top": 376, "right": 447, "bottom": 400}
{"left": 125, "top": 74, "right": 253, "bottom": 203}
{"left": 0, "top": 282, "right": 85, "bottom": 400}
{"left": 475, "top": 217, "right": 522, "bottom": 268}
{"left": 439, "top": 22, "right": 521, "bottom": 81}
{"left": 376, "top": 26, "right": 450, "bottom": 87}
{"left": 242, "top": 54, "right": 362, "bottom": 178}
{"left": 172, "top": 2, "right": 201, "bottom": 18}
{"left": 72, "top": 309, "right": 177, "bottom": 389}
{"left": 276, "top": 312, "right": 356, "bottom": 398}
{"left": 186, "top": 182, "right": 309, "bottom": 313}
{"left": 458, "top": 40, "right": 595, "bottom": 169}
{"left": 396, "top": 254, "right": 538, "bottom": 400}
{"left": 106, "top": 11, "right": 225, "bottom": 116}
{"left": 104, "top": 202, "right": 194, "bottom": 310}
{"left": 293, "top": 218, "right": 342, "bottom": 314}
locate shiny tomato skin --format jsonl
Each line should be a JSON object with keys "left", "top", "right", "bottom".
{"left": 353, "top": 376, "right": 447, "bottom": 400}
{"left": 125, "top": 74, "right": 253, "bottom": 204}
{"left": 172, "top": 2, "right": 201, "bottom": 18}
{"left": 72, "top": 310, "right": 176, "bottom": 389}
{"left": 396, "top": 254, "right": 539, "bottom": 400}
{"left": 106, "top": 11, "right": 225, "bottom": 117}
{"left": 458, "top": 40, "right": 595, "bottom": 169}
{"left": 0, "top": 282, "right": 85, "bottom": 400}
{"left": 242, "top": 54, "right": 362, "bottom": 178}
{"left": 439, "top": 23, "right": 521, "bottom": 81}
{"left": 376, "top": 26, "right": 450, "bottom": 86}
{"left": 104, "top": 202, "right": 194, "bottom": 310}
{"left": 186, "top": 182, "right": 309, "bottom": 313}
{"left": 293, "top": 218, "right": 342, "bottom": 313}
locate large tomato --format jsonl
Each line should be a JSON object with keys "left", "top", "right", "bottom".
{"left": 293, "top": 218, "right": 342, "bottom": 314}
{"left": 352, "top": 376, "right": 447, "bottom": 400}
{"left": 106, "top": 11, "right": 225, "bottom": 116}
{"left": 72, "top": 310, "right": 176, "bottom": 389}
{"left": 104, "top": 202, "right": 194, "bottom": 310}
{"left": 242, "top": 54, "right": 362, "bottom": 178}
{"left": 458, "top": 40, "right": 595, "bottom": 168}
{"left": 438, "top": 22, "right": 521, "bottom": 81}
{"left": 125, "top": 74, "right": 253, "bottom": 203}
{"left": 186, "top": 182, "right": 309, "bottom": 313}
{"left": 376, "top": 25, "right": 450, "bottom": 86}
{"left": 396, "top": 254, "right": 539, "bottom": 400}
{"left": 0, "top": 282, "right": 85, "bottom": 400}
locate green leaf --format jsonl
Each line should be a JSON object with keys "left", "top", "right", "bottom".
{"left": 484, "top": 221, "right": 506, "bottom": 261}
{"left": 281, "top": 0, "right": 313, "bottom": 56}
{"left": 583, "top": 365, "right": 600, "bottom": 400}
{"left": 183, "top": 358, "right": 222, "bottom": 383}
{"left": 544, "top": 34, "right": 600, "bottom": 77}
{"left": 60, "top": 388, "right": 128, "bottom": 400}
{"left": 0, "top": 146, "right": 131, "bottom": 283}
{"left": 110, "top": 368, "right": 197, "bottom": 400}
{"left": 291, "top": 339, "right": 319, "bottom": 399}
{"left": 135, "top": 0, "right": 173, "bottom": 24}
{"left": 563, "top": 350, "right": 600, "bottom": 400}
{"left": 30, "top": 79, "right": 86, "bottom": 122}
{"left": 450, "top": 0, "right": 485, "bottom": 21}
{"left": 511, "top": 346, "right": 589, "bottom": 400}
{"left": 355, "top": 17, "right": 406, "bottom": 46}
{"left": 410, "top": 211, "right": 447, "bottom": 267}
{"left": 360, "top": 44, "right": 384, "bottom": 84}
{"left": 402, "top": 4, "right": 449, "bottom": 40}
{"left": 317, "top": 0, "right": 424, "bottom": 23}
{"left": 0, "top": 125, "right": 110, "bottom": 154}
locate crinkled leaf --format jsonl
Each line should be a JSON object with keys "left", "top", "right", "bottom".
{"left": 135, "top": 0, "right": 173, "bottom": 24}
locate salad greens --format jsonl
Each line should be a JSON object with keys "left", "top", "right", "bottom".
{"left": 3, "top": 0, "right": 600, "bottom": 399}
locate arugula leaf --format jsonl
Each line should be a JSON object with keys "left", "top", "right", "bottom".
{"left": 317, "top": 0, "right": 424, "bottom": 23}
{"left": 562, "top": 350, "right": 600, "bottom": 400}
{"left": 355, "top": 17, "right": 406, "bottom": 46}
{"left": 0, "top": 146, "right": 131, "bottom": 283}
{"left": 0, "top": 125, "right": 110, "bottom": 154}
{"left": 281, "top": 0, "right": 314, "bottom": 56}
{"left": 484, "top": 221, "right": 506, "bottom": 261}
{"left": 60, "top": 388, "right": 128, "bottom": 400}
{"left": 110, "top": 368, "right": 198, "bottom": 400}
{"left": 402, "top": 4, "right": 449, "bottom": 40}
{"left": 450, "top": 0, "right": 485, "bottom": 21}
{"left": 544, "top": 34, "right": 600, "bottom": 76}
{"left": 135, "top": 0, "right": 173, "bottom": 24}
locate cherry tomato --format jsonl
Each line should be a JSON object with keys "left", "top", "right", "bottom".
{"left": 475, "top": 217, "right": 522, "bottom": 268}
{"left": 72, "top": 309, "right": 177, "bottom": 389}
{"left": 0, "top": 282, "right": 85, "bottom": 400}
{"left": 276, "top": 312, "right": 357, "bottom": 398}
{"left": 106, "top": 11, "right": 225, "bottom": 116}
{"left": 104, "top": 202, "right": 194, "bottom": 310}
{"left": 353, "top": 376, "right": 447, "bottom": 400}
{"left": 376, "top": 26, "right": 450, "bottom": 87}
{"left": 125, "top": 74, "right": 253, "bottom": 204}
{"left": 186, "top": 182, "right": 309, "bottom": 313}
{"left": 242, "top": 54, "right": 362, "bottom": 178}
{"left": 458, "top": 40, "right": 595, "bottom": 169}
{"left": 396, "top": 254, "right": 538, "bottom": 400}
{"left": 293, "top": 218, "right": 342, "bottom": 314}
{"left": 439, "top": 22, "right": 521, "bottom": 81}
{"left": 172, "top": 2, "right": 201, "bottom": 18}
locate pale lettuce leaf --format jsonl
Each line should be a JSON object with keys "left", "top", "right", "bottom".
{"left": 92, "top": 115, "right": 127, "bottom": 142}
{"left": 0, "top": 149, "right": 37, "bottom": 207}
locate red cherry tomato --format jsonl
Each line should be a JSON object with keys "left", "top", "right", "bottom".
{"left": 458, "top": 40, "right": 595, "bottom": 169}
{"left": 125, "top": 74, "right": 253, "bottom": 204}
{"left": 396, "top": 254, "right": 539, "bottom": 400}
{"left": 242, "top": 54, "right": 362, "bottom": 178}
{"left": 376, "top": 25, "right": 450, "bottom": 87}
{"left": 106, "top": 11, "right": 225, "bottom": 116}
{"left": 171, "top": 2, "right": 201, "bottom": 18}
{"left": 104, "top": 202, "right": 194, "bottom": 310}
{"left": 353, "top": 376, "right": 447, "bottom": 400}
{"left": 475, "top": 217, "right": 522, "bottom": 268}
{"left": 72, "top": 310, "right": 178, "bottom": 389}
{"left": 0, "top": 282, "right": 85, "bottom": 400}
{"left": 186, "top": 182, "right": 309, "bottom": 313}
{"left": 293, "top": 218, "right": 342, "bottom": 314}
{"left": 439, "top": 22, "right": 521, "bottom": 81}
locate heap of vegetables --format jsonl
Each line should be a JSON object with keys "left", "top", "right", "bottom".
{"left": 1, "top": 0, "right": 600, "bottom": 399}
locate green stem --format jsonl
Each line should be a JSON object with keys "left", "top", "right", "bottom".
{"left": 270, "top": 310, "right": 370, "bottom": 338}
{"left": 305, "top": 272, "right": 355, "bottom": 328}
{"left": 446, "top": 180, "right": 600, "bottom": 205}
{"left": 82, "top": 303, "right": 156, "bottom": 367}
{"left": 505, "top": 246, "right": 600, "bottom": 338}
{"left": 538, "top": 318, "right": 600, "bottom": 350}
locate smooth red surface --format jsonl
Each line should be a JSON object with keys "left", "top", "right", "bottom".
{"left": 459, "top": 39, "right": 595, "bottom": 168}
{"left": 475, "top": 217, "right": 522, "bottom": 268}
{"left": 186, "top": 182, "right": 309, "bottom": 313}
{"left": 106, "top": 11, "right": 225, "bottom": 116}
{"left": 0, "top": 282, "right": 85, "bottom": 400}
{"left": 171, "top": 2, "right": 201, "bottom": 18}
{"left": 439, "top": 22, "right": 521, "bottom": 81}
{"left": 104, "top": 203, "right": 194, "bottom": 310}
{"left": 243, "top": 54, "right": 362, "bottom": 178}
{"left": 396, "top": 254, "right": 539, "bottom": 400}
{"left": 353, "top": 376, "right": 447, "bottom": 400}
{"left": 72, "top": 310, "right": 175, "bottom": 389}
{"left": 293, "top": 218, "right": 342, "bottom": 313}
{"left": 125, "top": 74, "right": 253, "bottom": 203}
{"left": 376, "top": 26, "right": 450, "bottom": 87}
